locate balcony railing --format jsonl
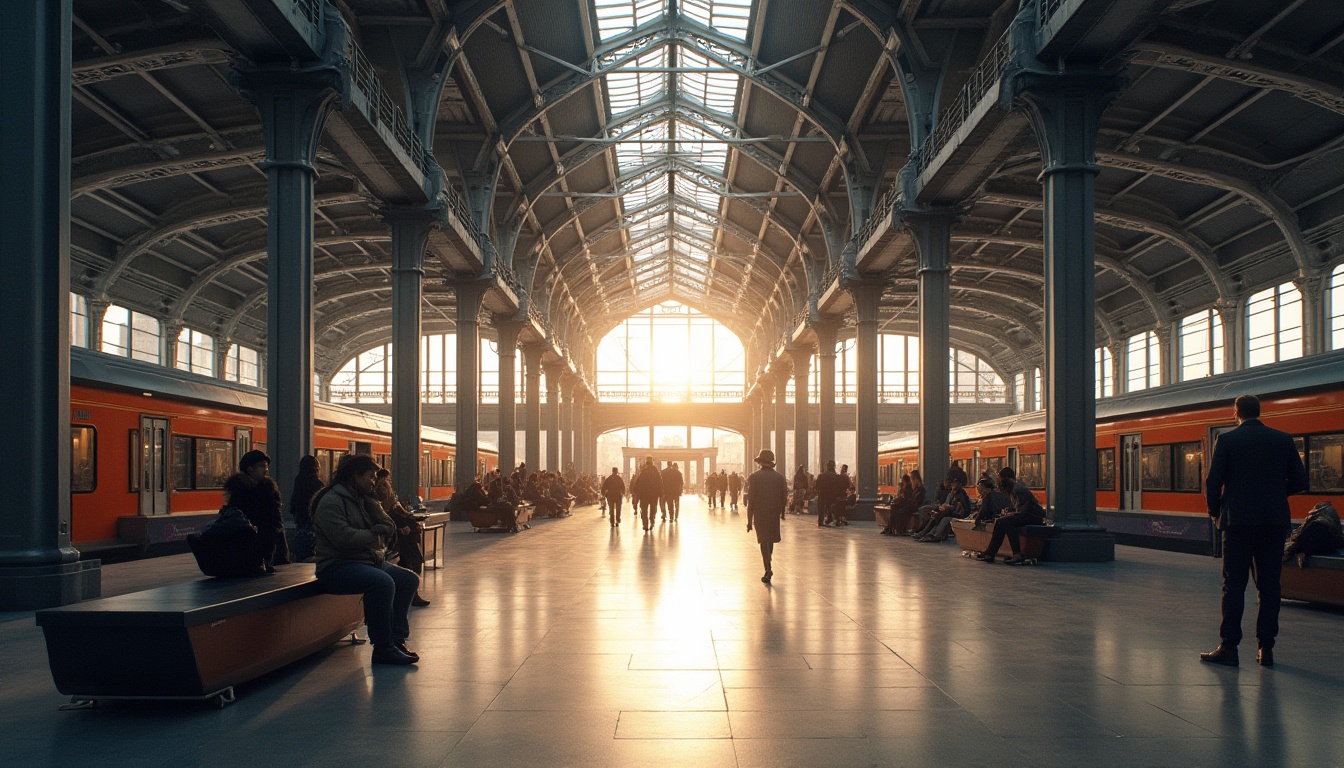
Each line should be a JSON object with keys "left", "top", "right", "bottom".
{"left": 912, "top": 26, "right": 1015, "bottom": 176}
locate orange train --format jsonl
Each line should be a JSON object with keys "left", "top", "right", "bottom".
{"left": 68, "top": 348, "right": 496, "bottom": 558}
{"left": 878, "top": 350, "right": 1344, "bottom": 554}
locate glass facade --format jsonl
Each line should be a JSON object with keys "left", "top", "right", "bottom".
{"left": 1179, "top": 308, "right": 1224, "bottom": 381}
{"left": 1246, "top": 282, "right": 1302, "bottom": 367}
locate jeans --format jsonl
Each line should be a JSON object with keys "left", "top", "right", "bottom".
{"left": 606, "top": 495, "right": 623, "bottom": 524}
{"left": 318, "top": 561, "right": 418, "bottom": 648}
{"left": 982, "top": 512, "right": 1042, "bottom": 558}
{"left": 1220, "top": 525, "right": 1288, "bottom": 647}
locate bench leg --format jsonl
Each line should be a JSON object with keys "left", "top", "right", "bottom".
{"left": 348, "top": 632, "right": 368, "bottom": 645}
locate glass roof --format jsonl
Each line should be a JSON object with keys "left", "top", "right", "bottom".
{"left": 591, "top": 0, "right": 752, "bottom": 299}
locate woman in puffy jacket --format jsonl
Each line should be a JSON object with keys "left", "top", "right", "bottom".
{"left": 312, "top": 454, "right": 420, "bottom": 666}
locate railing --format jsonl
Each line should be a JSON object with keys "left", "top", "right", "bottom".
{"left": 1037, "top": 0, "right": 1066, "bottom": 28}
{"left": 442, "top": 183, "right": 484, "bottom": 246}
{"left": 596, "top": 389, "right": 746, "bottom": 403}
{"left": 341, "top": 33, "right": 431, "bottom": 178}
{"left": 491, "top": 260, "right": 519, "bottom": 293}
{"left": 913, "top": 26, "right": 1015, "bottom": 176}
{"left": 855, "top": 183, "right": 901, "bottom": 249}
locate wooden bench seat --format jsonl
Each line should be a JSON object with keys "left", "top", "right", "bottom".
{"left": 951, "top": 519, "right": 1050, "bottom": 561}
{"left": 35, "top": 564, "right": 362, "bottom": 706}
{"left": 1281, "top": 552, "right": 1344, "bottom": 607}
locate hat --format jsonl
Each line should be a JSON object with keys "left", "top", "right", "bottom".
{"left": 239, "top": 449, "right": 270, "bottom": 472}
{"left": 754, "top": 449, "right": 775, "bottom": 465}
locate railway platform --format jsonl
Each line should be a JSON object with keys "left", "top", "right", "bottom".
{"left": 2, "top": 497, "right": 1341, "bottom": 767}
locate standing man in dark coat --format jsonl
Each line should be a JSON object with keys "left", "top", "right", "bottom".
{"left": 634, "top": 457, "right": 663, "bottom": 531}
{"left": 815, "top": 460, "right": 842, "bottom": 527}
{"left": 728, "top": 471, "right": 742, "bottom": 510}
{"left": 225, "top": 450, "right": 290, "bottom": 572}
{"left": 1201, "top": 395, "right": 1308, "bottom": 667}
{"left": 661, "top": 461, "right": 683, "bottom": 522}
{"left": 745, "top": 449, "right": 788, "bottom": 584}
{"left": 601, "top": 467, "right": 626, "bottom": 528}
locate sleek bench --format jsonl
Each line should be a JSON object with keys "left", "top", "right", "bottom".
{"left": 1281, "top": 552, "right": 1344, "bottom": 607}
{"left": 951, "top": 519, "right": 1049, "bottom": 561}
{"left": 468, "top": 503, "right": 534, "bottom": 532}
{"left": 35, "top": 564, "right": 362, "bottom": 707}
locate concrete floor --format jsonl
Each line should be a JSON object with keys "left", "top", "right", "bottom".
{"left": 3, "top": 495, "right": 1342, "bottom": 767}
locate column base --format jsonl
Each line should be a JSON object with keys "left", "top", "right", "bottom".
{"left": 1041, "top": 529, "right": 1116, "bottom": 562}
{"left": 0, "top": 560, "right": 102, "bottom": 610}
{"left": 847, "top": 498, "right": 879, "bottom": 522}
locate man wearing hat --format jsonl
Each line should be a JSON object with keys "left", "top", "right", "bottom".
{"left": 745, "top": 449, "right": 788, "bottom": 583}
{"left": 224, "top": 449, "right": 290, "bottom": 571}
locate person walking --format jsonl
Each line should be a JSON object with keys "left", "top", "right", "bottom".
{"left": 745, "top": 449, "right": 788, "bottom": 584}
{"left": 601, "top": 467, "right": 626, "bottom": 528}
{"left": 634, "top": 457, "right": 663, "bottom": 531}
{"left": 1201, "top": 394, "right": 1308, "bottom": 667}
{"left": 661, "top": 461, "right": 683, "bottom": 522}
{"left": 728, "top": 471, "right": 742, "bottom": 510}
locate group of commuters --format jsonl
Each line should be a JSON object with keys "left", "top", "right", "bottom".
{"left": 705, "top": 469, "right": 741, "bottom": 510}
{"left": 620, "top": 458, "right": 684, "bottom": 529}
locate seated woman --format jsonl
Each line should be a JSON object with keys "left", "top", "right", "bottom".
{"left": 912, "top": 477, "right": 972, "bottom": 541}
{"left": 312, "top": 454, "right": 420, "bottom": 666}
{"left": 880, "top": 474, "right": 917, "bottom": 535}
{"left": 373, "top": 468, "right": 430, "bottom": 607}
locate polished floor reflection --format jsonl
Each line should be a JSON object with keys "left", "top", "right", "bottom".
{"left": 3, "top": 495, "right": 1343, "bottom": 767}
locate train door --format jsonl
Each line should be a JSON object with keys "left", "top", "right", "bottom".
{"left": 138, "top": 416, "right": 170, "bottom": 516}
{"left": 1120, "top": 434, "right": 1142, "bottom": 510}
{"left": 1007, "top": 447, "right": 1019, "bottom": 474}
{"left": 234, "top": 427, "right": 252, "bottom": 459}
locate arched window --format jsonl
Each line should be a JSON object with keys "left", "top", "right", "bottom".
{"left": 70, "top": 293, "right": 89, "bottom": 348}
{"left": 223, "top": 344, "right": 261, "bottom": 387}
{"left": 1330, "top": 264, "right": 1344, "bottom": 350}
{"left": 1014, "top": 371, "right": 1026, "bottom": 412}
{"left": 596, "top": 302, "right": 744, "bottom": 402}
{"left": 824, "top": 333, "right": 1004, "bottom": 404}
{"left": 1179, "top": 308, "right": 1224, "bottom": 381}
{"left": 329, "top": 336, "right": 527, "bottom": 404}
{"left": 175, "top": 327, "right": 214, "bottom": 376}
{"left": 1246, "top": 282, "right": 1302, "bottom": 367}
{"left": 1032, "top": 367, "right": 1043, "bottom": 411}
{"left": 1095, "top": 346, "right": 1114, "bottom": 399}
{"left": 101, "top": 304, "right": 161, "bottom": 364}
{"left": 1126, "top": 330, "right": 1160, "bottom": 392}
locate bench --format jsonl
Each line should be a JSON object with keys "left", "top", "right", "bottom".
{"left": 1281, "top": 552, "right": 1344, "bottom": 607}
{"left": 951, "top": 519, "right": 1050, "bottom": 561}
{"left": 468, "top": 503, "right": 534, "bottom": 532}
{"left": 35, "top": 564, "right": 363, "bottom": 707}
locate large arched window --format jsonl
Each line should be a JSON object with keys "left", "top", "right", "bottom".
{"left": 1247, "top": 281, "right": 1303, "bottom": 367}
{"left": 1126, "top": 330, "right": 1160, "bottom": 392}
{"left": 1179, "top": 308, "right": 1224, "bottom": 381}
{"left": 823, "top": 334, "right": 1005, "bottom": 404}
{"left": 1330, "top": 264, "right": 1344, "bottom": 350}
{"left": 329, "top": 335, "right": 529, "bottom": 404}
{"left": 1095, "top": 346, "right": 1114, "bottom": 399}
{"left": 596, "top": 302, "right": 744, "bottom": 402}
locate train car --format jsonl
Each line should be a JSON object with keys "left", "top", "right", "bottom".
{"left": 879, "top": 350, "right": 1344, "bottom": 554}
{"left": 68, "top": 348, "right": 496, "bottom": 560}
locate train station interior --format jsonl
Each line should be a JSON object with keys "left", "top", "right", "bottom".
{"left": 3, "top": 0, "right": 1344, "bottom": 765}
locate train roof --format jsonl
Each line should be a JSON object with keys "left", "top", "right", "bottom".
{"left": 70, "top": 348, "right": 493, "bottom": 452}
{"left": 879, "top": 349, "right": 1344, "bottom": 453}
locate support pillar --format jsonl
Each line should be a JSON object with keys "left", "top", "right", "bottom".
{"left": 236, "top": 62, "right": 342, "bottom": 500}
{"left": 772, "top": 365, "right": 789, "bottom": 472}
{"left": 789, "top": 347, "right": 813, "bottom": 474}
{"left": 560, "top": 374, "right": 574, "bottom": 476}
{"left": 745, "top": 392, "right": 758, "bottom": 470}
{"left": 544, "top": 363, "right": 563, "bottom": 472}
{"left": 814, "top": 321, "right": 839, "bottom": 469}
{"left": 906, "top": 211, "right": 957, "bottom": 501}
{"left": 494, "top": 317, "right": 524, "bottom": 478}
{"left": 386, "top": 207, "right": 437, "bottom": 502}
{"left": 760, "top": 378, "right": 776, "bottom": 463}
{"left": 0, "top": 0, "right": 100, "bottom": 608}
{"left": 88, "top": 299, "right": 110, "bottom": 352}
{"left": 1159, "top": 322, "right": 1180, "bottom": 386}
{"left": 1110, "top": 340, "right": 1127, "bottom": 397}
{"left": 452, "top": 280, "right": 488, "bottom": 487}
{"left": 522, "top": 344, "right": 544, "bottom": 473}
{"left": 1297, "top": 272, "right": 1326, "bottom": 356}
{"left": 851, "top": 280, "right": 882, "bottom": 519}
{"left": 1006, "top": 61, "right": 1122, "bottom": 560}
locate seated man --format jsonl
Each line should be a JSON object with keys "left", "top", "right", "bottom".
{"left": 977, "top": 468, "right": 1046, "bottom": 564}
{"left": 912, "top": 477, "right": 972, "bottom": 542}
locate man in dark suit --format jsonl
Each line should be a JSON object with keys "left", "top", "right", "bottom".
{"left": 1201, "top": 394, "right": 1308, "bottom": 667}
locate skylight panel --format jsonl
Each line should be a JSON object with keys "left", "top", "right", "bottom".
{"left": 673, "top": 173, "right": 722, "bottom": 211}
{"left": 620, "top": 174, "right": 666, "bottom": 212}
{"left": 677, "top": 47, "right": 741, "bottom": 115}
{"left": 594, "top": 0, "right": 666, "bottom": 41}
{"left": 630, "top": 239, "right": 667, "bottom": 263}
{"left": 681, "top": 0, "right": 751, "bottom": 40}
{"left": 615, "top": 118, "right": 670, "bottom": 174}
{"left": 604, "top": 48, "right": 668, "bottom": 114}
{"left": 671, "top": 236, "right": 712, "bottom": 262}
{"left": 672, "top": 117, "right": 728, "bottom": 174}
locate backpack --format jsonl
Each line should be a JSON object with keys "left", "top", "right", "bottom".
{"left": 187, "top": 506, "right": 266, "bottom": 578}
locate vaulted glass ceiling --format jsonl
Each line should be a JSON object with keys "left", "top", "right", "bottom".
{"left": 592, "top": 0, "right": 752, "bottom": 301}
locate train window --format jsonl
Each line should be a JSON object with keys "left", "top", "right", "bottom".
{"left": 1175, "top": 442, "right": 1203, "bottom": 492}
{"left": 194, "top": 439, "right": 234, "bottom": 490}
{"left": 170, "top": 436, "right": 192, "bottom": 491}
{"left": 1140, "top": 445, "right": 1173, "bottom": 491}
{"left": 71, "top": 425, "right": 97, "bottom": 493}
{"left": 128, "top": 429, "right": 140, "bottom": 492}
{"left": 982, "top": 456, "right": 1004, "bottom": 476}
{"left": 1018, "top": 454, "right": 1045, "bottom": 489}
{"left": 1308, "top": 435, "right": 1344, "bottom": 493}
{"left": 1096, "top": 449, "right": 1115, "bottom": 491}
{"left": 1294, "top": 437, "right": 1307, "bottom": 476}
